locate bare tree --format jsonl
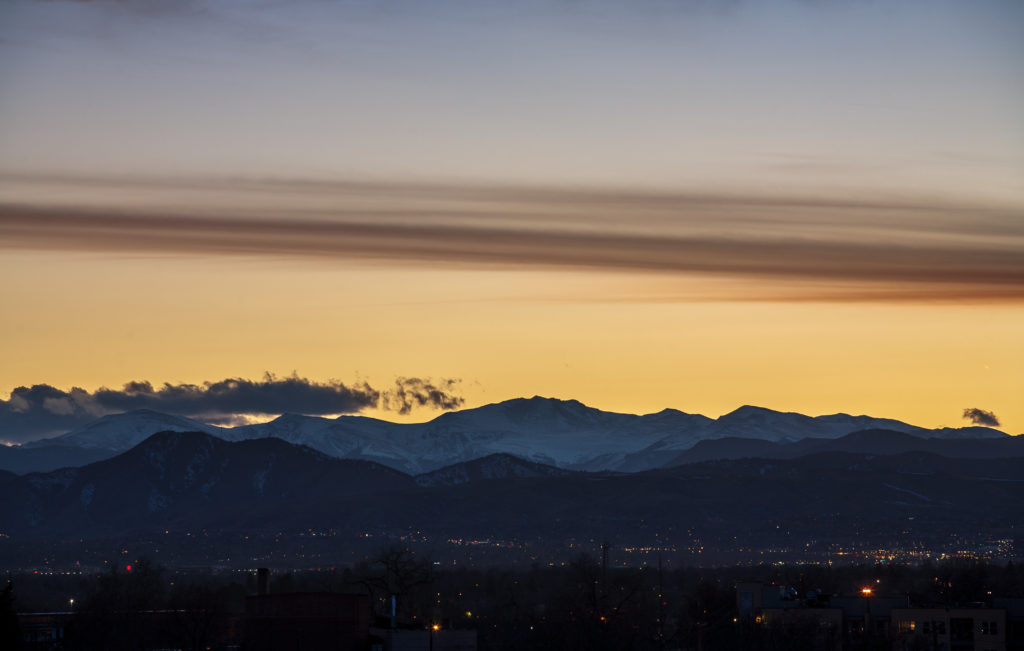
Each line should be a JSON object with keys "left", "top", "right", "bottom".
{"left": 351, "top": 543, "right": 433, "bottom": 624}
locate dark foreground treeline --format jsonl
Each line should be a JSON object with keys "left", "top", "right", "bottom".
{"left": 4, "top": 552, "right": 1024, "bottom": 651}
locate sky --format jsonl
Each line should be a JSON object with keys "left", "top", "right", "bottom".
{"left": 0, "top": 0, "right": 1022, "bottom": 442}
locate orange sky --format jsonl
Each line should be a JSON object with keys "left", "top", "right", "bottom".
{"left": 1, "top": 1, "right": 1022, "bottom": 437}
{"left": 1, "top": 245, "right": 1020, "bottom": 434}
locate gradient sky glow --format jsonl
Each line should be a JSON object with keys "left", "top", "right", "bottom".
{"left": 1, "top": 0, "right": 1022, "bottom": 440}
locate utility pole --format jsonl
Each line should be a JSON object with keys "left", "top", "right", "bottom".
{"left": 601, "top": 541, "right": 611, "bottom": 585}
{"left": 600, "top": 540, "right": 611, "bottom": 616}
{"left": 657, "top": 551, "right": 665, "bottom": 648}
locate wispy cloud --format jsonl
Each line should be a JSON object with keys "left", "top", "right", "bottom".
{"left": 0, "top": 373, "right": 464, "bottom": 443}
{"left": 382, "top": 377, "right": 464, "bottom": 415}
{"left": 1, "top": 174, "right": 1021, "bottom": 302}
{"left": 963, "top": 407, "right": 1001, "bottom": 427}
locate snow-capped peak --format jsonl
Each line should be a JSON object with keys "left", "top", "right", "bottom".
{"left": 24, "top": 410, "right": 222, "bottom": 451}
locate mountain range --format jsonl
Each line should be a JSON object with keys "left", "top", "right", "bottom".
{"left": 2, "top": 430, "right": 1021, "bottom": 545}
{"left": 1, "top": 397, "right": 1008, "bottom": 475}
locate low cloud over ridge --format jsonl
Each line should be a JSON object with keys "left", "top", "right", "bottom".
{"left": 963, "top": 407, "right": 1001, "bottom": 427}
{"left": 0, "top": 373, "right": 463, "bottom": 444}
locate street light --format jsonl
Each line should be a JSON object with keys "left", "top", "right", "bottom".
{"left": 861, "top": 587, "right": 874, "bottom": 636}
{"left": 430, "top": 623, "right": 440, "bottom": 651}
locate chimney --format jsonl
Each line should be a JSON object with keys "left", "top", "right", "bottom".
{"left": 257, "top": 567, "right": 269, "bottom": 596}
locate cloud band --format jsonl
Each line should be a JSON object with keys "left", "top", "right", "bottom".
{"left": 0, "top": 373, "right": 463, "bottom": 444}
{"left": 1, "top": 175, "right": 1022, "bottom": 302}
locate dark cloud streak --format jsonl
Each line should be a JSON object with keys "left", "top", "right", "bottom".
{"left": 1, "top": 202, "right": 1022, "bottom": 300}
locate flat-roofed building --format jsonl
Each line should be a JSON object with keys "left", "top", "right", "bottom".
{"left": 892, "top": 607, "right": 1006, "bottom": 651}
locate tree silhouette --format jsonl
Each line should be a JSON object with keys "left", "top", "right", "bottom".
{"left": 0, "top": 581, "right": 22, "bottom": 651}
{"left": 70, "top": 559, "right": 165, "bottom": 651}
{"left": 351, "top": 543, "right": 433, "bottom": 624}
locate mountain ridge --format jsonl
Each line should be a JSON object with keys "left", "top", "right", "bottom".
{"left": 2, "top": 430, "right": 1021, "bottom": 548}
{"left": 665, "top": 428, "right": 1024, "bottom": 466}
{"left": 2, "top": 397, "right": 1009, "bottom": 475}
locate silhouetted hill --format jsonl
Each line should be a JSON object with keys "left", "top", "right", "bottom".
{"left": 0, "top": 431, "right": 414, "bottom": 538}
{"left": 390, "top": 451, "right": 1024, "bottom": 542}
{"left": 414, "top": 452, "right": 575, "bottom": 486}
{"left": 2, "top": 432, "right": 1022, "bottom": 545}
{"left": 0, "top": 444, "right": 116, "bottom": 474}
{"left": 664, "top": 429, "right": 1024, "bottom": 466}
{"left": 662, "top": 437, "right": 783, "bottom": 465}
